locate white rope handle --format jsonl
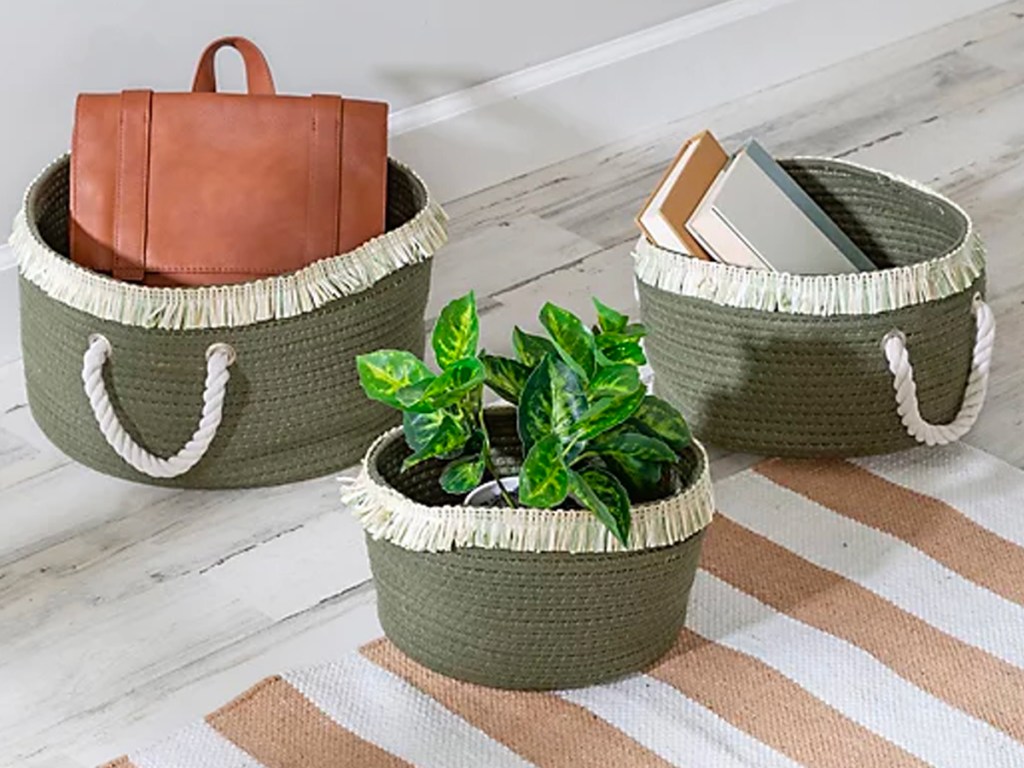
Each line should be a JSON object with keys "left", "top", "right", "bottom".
{"left": 884, "top": 294, "right": 995, "bottom": 446}
{"left": 82, "top": 334, "right": 236, "bottom": 478}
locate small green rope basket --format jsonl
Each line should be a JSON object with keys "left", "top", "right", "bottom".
{"left": 10, "top": 156, "right": 447, "bottom": 488}
{"left": 343, "top": 408, "right": 715, "bottom": 690}
{"left": 635, "top": 157, "right": 995, "bottom": 457}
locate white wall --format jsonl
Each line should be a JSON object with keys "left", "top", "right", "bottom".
{"left": 0, "top": 0, "right": 721, "bottom": 222}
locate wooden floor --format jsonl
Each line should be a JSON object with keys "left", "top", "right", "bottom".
{"left": 3, "top": 4, "right": 1024, "bottom": 765}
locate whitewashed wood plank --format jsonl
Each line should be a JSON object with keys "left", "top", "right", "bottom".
{"left": 201, "top": 511, "right": 371, "bottom": 622}
{"left": 428, "top": 213, "right": 602, "bottom": 318}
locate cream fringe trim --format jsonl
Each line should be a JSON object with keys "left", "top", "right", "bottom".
{"left": 633, "top": 158, "right": 986, "bottom": 317}
{"left": 10, "top": 155, "right": 448, "bottom": 331}
{"left": 341, "top": 429, "right": 715, "bottom": 555}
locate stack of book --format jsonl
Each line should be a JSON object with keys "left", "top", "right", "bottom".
{"left": 636, "top": 131, "right": 874, "bottom": 273}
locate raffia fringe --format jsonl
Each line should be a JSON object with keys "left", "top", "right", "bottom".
{"left": 633, "top": 159, "right": 986, "bottom": 317}
{"left": 10, "top": 156, "right": 448, "bottom": 331}
{"left": 340, "top": 428, "right": 715, "bottom": 555}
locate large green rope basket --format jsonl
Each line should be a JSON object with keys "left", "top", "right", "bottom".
{"left": 342, "top": 408, "right": 715, "bottom": 690}
{"left": 9, "top": 156, "right": 447, "bottom": 488}
{"left": 635, "top": 157, "right": 995, "bottom": 457}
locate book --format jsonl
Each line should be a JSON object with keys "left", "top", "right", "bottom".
{"left": 635, "top": 131, "right": 729, "bottom": 258}
{"left": 686, "top": 148, "right": 869, "bottom": 274}
{"left": 741, "top": 139, "right": 874, "bottom": 271}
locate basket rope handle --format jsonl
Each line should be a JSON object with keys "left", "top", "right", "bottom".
{"left": 81, "top": 334, "right": 236, "bottom": 478}
{"left": 884, "top": 295, "right": 995, "bottom": 446}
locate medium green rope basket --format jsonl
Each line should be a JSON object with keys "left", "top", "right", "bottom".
{"left": 635, "top": 157, "right": 994, "bottom": 457}
{"left": 10, "top": 156, "right": 447, "bottom": 488}
{"left": 343, "top": 408, "right": 714, "bottom": 690}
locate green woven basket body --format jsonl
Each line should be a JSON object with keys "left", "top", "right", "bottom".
{"left": 359, "top": 410, "right": 710, "bottom": 690}
{"left": 16, "top": 158, "right": 437, "bottom": 488}
{"left": 637, "top": 158, "right": 986, "bottom": 457}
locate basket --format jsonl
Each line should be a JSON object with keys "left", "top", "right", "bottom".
{"left": 634, "top": 157, "right": 995, "bottom": 457}
{"left": 342, "top": 408, "right": 714, "bottom": 690}
{"left": 10, "top": 155, "right": 447, "bottom": 488}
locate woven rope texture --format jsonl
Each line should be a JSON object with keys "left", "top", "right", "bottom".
{"left": 638, "top": 158, "right": 985, "bottom": 457}
{"left": 18, "top": 159, "right": 436, "bottom": 488}
{"left": 364, "top": 409, "right": 708, "bottom": 690}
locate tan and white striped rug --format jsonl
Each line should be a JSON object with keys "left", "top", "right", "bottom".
{"left": 103, "top": 442, "right": 1024, "bottom": 768}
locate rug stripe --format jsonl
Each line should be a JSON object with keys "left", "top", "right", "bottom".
{"left": 686, "top": 571, "right": 1024, "bottom": 768}
{"left": 130, "top": 720, "right": 264, "bottom": 768}
{"left": 716, "top": 471, "right": 1024, "bottom": 669}
{"left": 756, "top": 458, "right": 1024, "bottom": 606}
{"left": 362, "top": 638, "right": 674, "bottom": 768}
{"left": 856, "top": 443, "right": 1024, "bottom": 547}
{"left": 648, "top": 628, "right": 926, "bottom": 768}
{"left": 562, "top": 670, "right": 803, "bottom": 767}
{"left": 206, "top": 675, "right": 409, "bottom": 768}
{"left": 702, "top": 515, "right": 1024, "bottom": 741}
{"left": 286, "top": 654, "right": 533, "bottom": 768}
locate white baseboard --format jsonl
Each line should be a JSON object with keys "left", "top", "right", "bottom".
{"left": 390, "top": 0, "right": 1005, "bottom": 203}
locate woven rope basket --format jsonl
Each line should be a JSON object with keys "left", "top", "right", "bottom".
{"left": 635, "top": 157, "right": 994, "bottom": 457}
{"left": 343, "top": 408, "right": 714, "bottom": 690}
{"left": 11, "top": 156, "right": 447, "bottom": 488}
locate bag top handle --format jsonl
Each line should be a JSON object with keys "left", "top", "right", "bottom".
{"left": 191, "top": 36, "right": 276, "bottom": 95}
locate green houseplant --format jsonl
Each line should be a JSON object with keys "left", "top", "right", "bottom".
{"left": 345, "top": 291, "right": 714, "bottom": 690}
{"left": 356, "top": 292, "right": 693, "bottom": 544}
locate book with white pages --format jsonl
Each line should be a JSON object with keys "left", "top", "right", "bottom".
{"left": 686, "top": 150, "right": 867, "bottom": 274}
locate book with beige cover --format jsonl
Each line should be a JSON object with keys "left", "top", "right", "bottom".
{"left": 635, "top": 131, "right": 728, "bottom": 259}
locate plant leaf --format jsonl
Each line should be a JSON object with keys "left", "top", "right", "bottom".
{"left": 356, "top": 350, "right": 434, "bottom": 408}
{"left": 513, "top": 326, "right": 558, "bottom": 368}
{"left": 397, "top": 358, "right": 485, "bottom": 412}
{"left": 629, "top": 396, "right": 692, "bottom": 453}
{"left": 572, "top": 387, "right": 646, "bottom": 443}
{"left": 591, "top": 430, "right": 677, "bottom": 464}
{"left": 568, "top": 468, "right": 631, "bottom": 546}
{"left": 517, "top": 354, "right": 587, "bottom": 453}
{"left": 480, "top": 354, "right": 531, "bottom": 404}
{"left": 518, "top": 435, "right": 569, "bottom": 508}
{"left": 604, "top": 454, "right": 666, "bottom": 500}
{"left": 595, "top": 336, "right": 647, "bottom": 366}
{"left": 402, "top": 409, "right": 446, "bottom": 452}
{"left": 402, "top": 413, "right": 471, "bottom": 471}
{"left": 432, "top": 292, "right": 479, "bottom": 370}
{"left": 588, "top": 364, "right": 641, "bottom": 399}
{"left": 540, "top": 302, "right": 596, "bottom": 380}
{"left": 593, "top": 298, "right": 628, "bottom": 334}
{"left": 440, "top": 453, "right": 486, "bottom": 494}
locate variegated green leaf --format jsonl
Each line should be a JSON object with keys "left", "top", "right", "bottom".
{"left": 593, "top": 298, "right": 628, "bottom": 334}
{"left": 540, "top": 302, "right": 596, "bottom": 380}
{"left": 480, "top": 354, "right": 531, "bottom": 404}
{"left": 517, "top": 354, "right": 587, "bottom": 453}
{"left": 440, "top": 453, "right": 486, "bottom": 494}
{"left": 629, "top": 396, "right": 692, "bottom": 453}
{"left": 402, "top": 413, "right": 470, "bottom": 471}
{"left": 572, "top": 387, "right": 645, "bottom": 443}
{"left": 587, "top": 364, "right": 641, "bottom": 399}
{"left": 518, "top": 434, "right": 569, "bottom": 508}
{"left": 356, "top": 350, "right": 433, "bottom": 409}
{"left": 512, "top": 326, "right": 558, "bottom": 368}
{"left": 432, "top": 292, "right": 479, "bottom": 370}
{"left": 568, "top": 467, "right": 631, "bottom": 546}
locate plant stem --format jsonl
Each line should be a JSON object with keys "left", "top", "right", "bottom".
{"left": 474, "top": 396, "right": 517, "bottom": 508}
{"left": 482, "top": 445, "right": 517, "bottom": 508}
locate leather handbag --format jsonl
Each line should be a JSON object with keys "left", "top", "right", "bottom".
{"left": 70, "top": 36, "right": 388, "bottom": 286}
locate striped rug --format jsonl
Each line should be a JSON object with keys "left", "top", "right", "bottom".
{"left": 103, "top": 442, "right": 1024, "bottom": 768}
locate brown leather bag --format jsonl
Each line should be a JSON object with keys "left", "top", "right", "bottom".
{"left": 70, "top": 36, "right": 388, "bottom": 286}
